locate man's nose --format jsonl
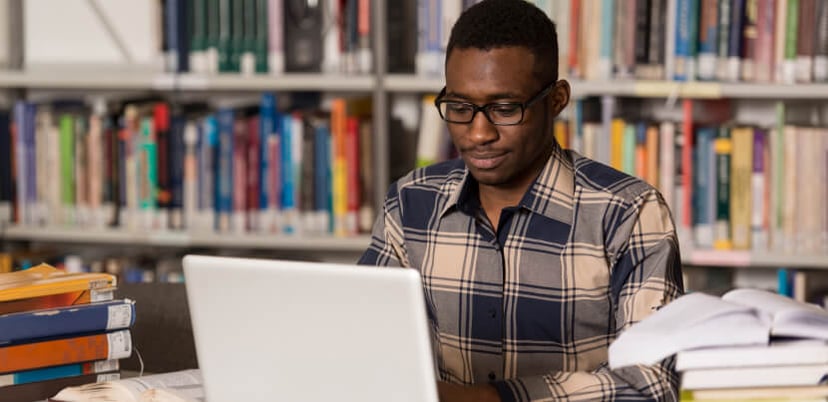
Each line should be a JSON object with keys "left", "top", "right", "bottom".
{"left": 467, "top": 110, "right": 498, "bottom": 145}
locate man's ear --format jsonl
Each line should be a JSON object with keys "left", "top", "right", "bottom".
{"left": 548, "top": 80, "right": 571, "bottom": 118}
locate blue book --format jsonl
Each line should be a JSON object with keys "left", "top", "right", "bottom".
{"left": 169, "top": 114, "right": 187, "bottom": 227}
{"left": 674, "top": 0, "right": 699, "bottom": 81}
{"left": 0, "top": 300, "right": 134, "bottom": 346}
{"left": 0, "top": 111, "right": 11, "bottom": 223}
{"left": 216, "top": 109, "right": 235, "bottom": 231}
{"left": 280, "top": 114, "right": 295, "bottom": 233}
{"left": 200, "top": 115, "right": 219, "bottom": 230}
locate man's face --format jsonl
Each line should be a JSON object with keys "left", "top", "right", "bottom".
{"left": 443, "top": 46, "right": 560, "bottom": 190}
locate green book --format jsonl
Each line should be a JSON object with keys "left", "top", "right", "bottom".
{"left": 139, "top": 118, "right": 158, "bottom": 211}
{"left": 622, "top": 123, "right": 636, "bottom": 175}
{"left": 190, "top": 0, "right": 208, "bottom": 72}
{"left": 218, "top": 0, "right": 233, "bottom": 72}
{"left": 58, "top": 115, "right": 75, "bottom": 223}
{"left": 714, "top": 125, "right": 732, "bottom": 250}
{"left": 255, "top": 0, "right": 269, "bottom": 73}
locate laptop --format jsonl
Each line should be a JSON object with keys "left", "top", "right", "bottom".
{"left": 182, "top": 255, "right": 439, "bottom": 402}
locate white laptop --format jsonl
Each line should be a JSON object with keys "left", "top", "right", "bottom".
{"left": 182, "top": 255, "right": 439, "bottom": 402}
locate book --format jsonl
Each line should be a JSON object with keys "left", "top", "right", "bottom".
{"left": 0, "top": 372, "right": 118, "bottom": 402}
{"left": 0, "top": 264, "right": 116, "bottom": 315}
{"left": 0, "top": 359, "right": 118, "bottom": 386}
{"left": 51, "top": 369, "right": 204, "bottom": 402}
{"left": 0, "top": 329, "right": 131, "bottom": 374}
{"left": 682, "top": 363, "right": 828, "bottom": 390}
{"left": 682, "top": 385, "right": 828, "bottom": 401}
{"left": 608, "top": 288, "right": 828, "bottom": 369}
{"left": 0, "top": 299, "right": 134, "bottom": 345}
{"left": 676, "top": 339, "right": 828, "bottom": 371}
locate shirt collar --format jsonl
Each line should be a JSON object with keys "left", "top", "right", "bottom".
{"left": 440, "top": 142, "right": 575, "bottom": 226}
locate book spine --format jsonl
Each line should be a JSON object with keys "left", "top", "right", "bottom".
{"left": 59, "top": 113, "right": 75, "bottom": 227}
{"left": 815, "top": 0, "right": 828, "bottom": 81}
{"left": 169, "top": 113, "right": 186, "bottom": 230}
{"left": 357, "top": 119, "right": 374, "bottom": 233}
{"left": 741, "top": 0, "right": 759, "bottom": 81}
{"left": 138, "top": 117, "right": 158, "bottom": 230}
{"left": 730, "top": 127, "right": 753, "bottom": 250}
{"left": 300, "top": 119, "right": 315, "bottom": 233}
{"left": 255, "top": 0, "right": 268, "bottom": 73}
{"left": 268, "top": 0, "right": 283, "bottom": 75}
{"left": 240, "top": 0, "right": 257, "bottom": 74}
{"left": 727, "top": 0, "right": 746, "bottom": 81}
{"left": 231, "top": 116, "right": 247, "bottom": 233}
{"left": 280, "top": 113, "right": 295, "bottom": 233}
{"left": 754, "top": 0, "right": 776, "bottom": 82}
{"left": 0, "top": 299, "right": 134, "bottom": 345}
{"left": 154, "top": 104, "right": 171, "bottom": 229}
{"left": 659, "top": 121, "right": 676, "bottom": 213}
{"left": 206, "top": 0, "right": 220, "bottom": 73}
{"left": 314, "top": 122, "right": 331, "bottom": 234}
{"left": 622, "top": 123, "right": 637, "bottom": 176}
{"left": 633, "top": 0, "right": 651, "bottom": 79}
{"left": 783, "top": 0, "right": 799, "bottom": 83}
{"left": 345, "top": 117, "right": 360, "bottom": 236}
{"left": 645, "top": 125, "right": 659, "bottom": 188}
{"left": 199, "top": 116, "right": 218, "bottom": 231}
{"left": 693, "top": 127, "right": 715, "bottom": 247}
{"left": 183, "top": 121, "right": 198, "bottom": 230}
{"left": 246, "top": 115, "right": 260, "bottom": 232}
{"left": 795, "top": 0, "right": 815, "bottom": 82}
{"left": 0, "top": 359, "right": 119, "bottom": 386}
{"left": 216, "top": 109, "right": 234, "bottom": 232}
{"left": 751, "top": 128, "right": 768, "bottom": 250}
{"left": 0, "top": 330, "right": 131, "bottom": 374}
{"left": 0, "top": 111, "right": 11, "bottom": 224}
{"left": 675, "top": 0, "right": 693, "bottom": 80}
{"left": 716, "top": 0, "right": 732, "bottom": 80}
{"left": 774, "top": 0, "right": 789, "bottom": 82}
{"left": 190, "top": 0, "right": 209, "bottom": 73}
{"left": 698, "top": 0, "right": 720, "bottom": 80}
{"left": 682, "top": 100, "right": 694, "bottom": 234}
{"left": 714, "top": 126, "right": 733, "bottom": 250}
{"left": 598, "top": 0, "right": 615, "bottom": 79}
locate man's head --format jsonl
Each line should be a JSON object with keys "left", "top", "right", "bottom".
{"left": 447, "top": 0, "right": 559, "bottom": 84}
{"left": 440, "top": 0, "right": 570, "bottom": 193}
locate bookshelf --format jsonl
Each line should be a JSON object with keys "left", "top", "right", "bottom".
{"left": 0, "top": 226, "right": 371, "bottom": 252}
{"left": 1, "top": 0, "right": 827, "bottom": 278}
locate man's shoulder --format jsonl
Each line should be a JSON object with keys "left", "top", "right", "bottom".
{"left": 393, "top": 158, "right": 466, "bottom": 194}
{"left": 569, "top": 151, "right": 658, "bottom": 205}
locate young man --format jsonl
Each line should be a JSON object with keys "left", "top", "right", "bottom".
{"left": 359, "top": 1, "right": 683, "bottom": 401}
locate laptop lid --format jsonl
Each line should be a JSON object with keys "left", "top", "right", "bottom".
{"left": 182, "top": 255, "right": 439, "bottom": 402}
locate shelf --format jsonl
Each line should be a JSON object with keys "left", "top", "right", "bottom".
{"left": 0, "top": 70, "right": 165, "bottom": 90}
{"left": 0, "top": 71, "right": 376, "bottom": 92}
{"left": 381, "top": 75, "right": 828, "bottom": 100}
{"left": 383, "top": 74, "right": 443, "bottom": 92}
{"left": 0, "top": 226, "right": 372, "bottom": 252}
{"left": 3, "top": 226, "right": 827, "bottom": 267}
{"left": 174, "top": 73, "right": 376, "bottom": 92}
{"left": 682, "top": 249, "right": 828, "bottom": 269}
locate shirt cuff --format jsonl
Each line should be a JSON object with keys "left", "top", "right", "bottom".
{"left": 491, "top": 375, "right": 553, "bottom": 402}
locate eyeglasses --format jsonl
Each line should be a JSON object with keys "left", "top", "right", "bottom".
{"left": 434, "top": 82, "right": 556, "bottom": 126}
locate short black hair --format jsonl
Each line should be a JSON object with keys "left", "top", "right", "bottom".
{"left": 447, "top": 0, "right": 559, "bottom": 84}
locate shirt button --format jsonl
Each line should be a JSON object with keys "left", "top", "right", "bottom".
{"left": 488, "top": 371, "right": 497, "bottom": 381}
{"left": 488, "top": 308, "right": 497, "bottom": 319}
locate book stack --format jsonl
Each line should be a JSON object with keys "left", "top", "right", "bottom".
{"left": 0, "top": 264, "right": 135, "bottom": 402}
{"left": 609, "top": 288, "right": 828, "bottom": 402}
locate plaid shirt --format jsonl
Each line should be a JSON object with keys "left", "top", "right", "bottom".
{"left": 359, "top": 143, "right": 684, "bottom": 401}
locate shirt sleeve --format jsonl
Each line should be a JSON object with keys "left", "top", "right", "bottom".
{"left": 491, "top": 188, "right": 685, "bottom": 402}
{"left": 357, "top": 181, "right": 409, "bottom": 268}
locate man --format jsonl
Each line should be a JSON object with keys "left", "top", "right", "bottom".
{"left": 359, "top": 1, "right": 683, "bottom": 401}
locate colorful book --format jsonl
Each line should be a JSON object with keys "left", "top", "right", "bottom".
{"left": 0, "top": 264, "right": 116, "bottom": 315}
{"left": 0, "top": 299, "right": 134, "bottom": 346}
{"left": 0, "top": 359, "right": 118, "bottom": 386}
{"left": 0, "top": 329, "right": 131, "bottom": 374}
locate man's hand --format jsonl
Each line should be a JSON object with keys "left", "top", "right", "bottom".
{"left": 437, "top": 381, "right": 501, "bottom": 402}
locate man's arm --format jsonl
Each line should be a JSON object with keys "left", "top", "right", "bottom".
{"left": 487, "top": 189, "right": 684, "bottom": 402}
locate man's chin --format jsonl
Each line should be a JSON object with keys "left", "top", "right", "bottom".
{"left": 468, "top": 168, "right": 509, "bottom": 187}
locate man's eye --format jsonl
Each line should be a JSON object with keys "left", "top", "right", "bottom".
{"left": 491, "top": 105, "right": 520, "bottom": 117}
{"left": 447, "top": 103, "right": 473, "bottom": 113}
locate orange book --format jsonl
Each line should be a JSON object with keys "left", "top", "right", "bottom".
{"left": 0, "top": 330, "right": 131, "bottom": 374}
{"left": 0, "top": 264, "right": 116, "bottom": 315}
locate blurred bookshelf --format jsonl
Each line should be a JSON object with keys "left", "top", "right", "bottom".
{"left": 0, "top": 226, "right": 371, "bottom": 252}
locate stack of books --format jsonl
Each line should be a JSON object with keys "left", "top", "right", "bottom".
{"left": 0, "top": 264, "right": 135, "bottom": 402}
{"left": 678, "top": 340, "right": 828, "bottom": 401}
{"left": 608, "top": 288, "right": 828, "bottom": 402}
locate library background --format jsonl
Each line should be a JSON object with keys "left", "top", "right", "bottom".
{"left": 0, "top": 0, "right": 827, "bottom": 400}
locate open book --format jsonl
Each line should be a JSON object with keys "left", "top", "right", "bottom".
{"left": 49, "top": 369, "right": 204, "bottom": 402}
{"left": 608, "top": 288, "right": 828, "bottom": 369}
